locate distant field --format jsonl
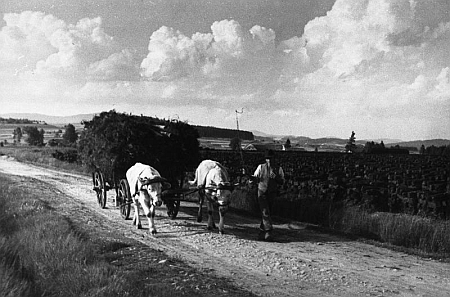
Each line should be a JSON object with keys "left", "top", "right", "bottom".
{"left": 199, "top": 137, "right": 254, "bottom": 150}
{"left": 0, "top": 123, "right": 65, "bottom": 144}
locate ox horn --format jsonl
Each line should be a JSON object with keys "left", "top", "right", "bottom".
{"left": 141, "top": 176, "right": 172, "bottom": 189}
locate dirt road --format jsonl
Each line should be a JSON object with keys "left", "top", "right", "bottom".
{"left": 1, "top": 156, "right": 449, "bottom": 297}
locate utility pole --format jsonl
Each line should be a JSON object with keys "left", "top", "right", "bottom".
{"left": 235, "top": 108, "right": 245, "bottom": 173}
{"left": 235, "top": 108, "right": 243, "bottom": 136}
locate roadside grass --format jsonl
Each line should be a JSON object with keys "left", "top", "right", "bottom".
{"left": 333, "top": 207, "right": 450, "bottom": 259}
{"left": 0, "top": 174, "right": 255, "bottom": 297}
{"left": 0, "top": 146, "right": 86, "bottom": 175}
{"left": 0, "top": 175, "right": 135, "bottom": 296}
{"left": 234, "top": 189, "right": 450, "bottom": 259}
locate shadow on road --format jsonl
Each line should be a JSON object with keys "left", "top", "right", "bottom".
{"left": 164, "top": 204, "right": 353, "bottom": 244}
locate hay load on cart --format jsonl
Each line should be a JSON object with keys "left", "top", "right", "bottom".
{"left": 77, "top": 110, "right": 200, "bottom": 219}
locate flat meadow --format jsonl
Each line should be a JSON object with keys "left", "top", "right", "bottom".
{"left": 0, "top": 123, "right": 64, "bottom": 146}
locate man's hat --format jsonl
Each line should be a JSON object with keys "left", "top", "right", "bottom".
{"left": 265, "top": 149, "right": 274, "bottom": 159}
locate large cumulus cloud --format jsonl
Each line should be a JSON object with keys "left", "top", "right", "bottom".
{"left": 0, "top": 11, "right": 138, "bottom": 80}
{"left": 281, "top": 0, "right": 450, "bottom": 139}
{"left": 301, "top": 0, "right": 450, "bottom": 78}
{"left": 140, "top": 20, "right": 277, "bottom": 80}
{"left": 139, "top": 20, "right": 284, "bottom": 108}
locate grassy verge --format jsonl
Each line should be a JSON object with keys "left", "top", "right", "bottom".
{"left": 333, "top": 207, "right": 450, "bottom": 259}
{"left": 0, "top": 174, "right": 255, "bottom": 297}
{"left": 233, "top": 189, "right": 450, "bottom": 259}
{"left": 0, "top": 146, "right": 86, "bottom": 176}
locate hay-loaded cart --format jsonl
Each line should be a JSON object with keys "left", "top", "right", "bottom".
{"left": 78, "top": 110, "right": 200, "bottom": 220}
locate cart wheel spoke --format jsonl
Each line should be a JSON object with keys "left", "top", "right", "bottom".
{"left": 118, "top": 179, "right": 131, "bottom": 220}
{"left": 93, "top": 170, "right": 107, "bottom": 209}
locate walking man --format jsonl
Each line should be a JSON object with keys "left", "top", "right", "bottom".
{"left": 252, "top": 150, "right": 285, "bottom": 241}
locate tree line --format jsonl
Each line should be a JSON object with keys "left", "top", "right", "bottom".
{"left": 1, "top": 124, "right": 78, "bottom": 147}
{"left": 0, "top": 117, "right": 46, "bottom": 125}
{"left": 420, "top": 144, "right": 450, "bottom": 156}
{"left": 194, "top": 125, "right": 254, "bottom": 140}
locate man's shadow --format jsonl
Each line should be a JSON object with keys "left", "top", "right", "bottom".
{"left": 163, "top": 204, "right": 352, "bottom": 244}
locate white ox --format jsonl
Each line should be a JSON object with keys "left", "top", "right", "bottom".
{"left": 189, "top": 160, "right": 233, "bottom": 234}
{"left": 126, "top": 162, "right": 169, "bottom": 235}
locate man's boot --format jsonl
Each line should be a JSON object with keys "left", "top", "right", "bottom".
{"left": 258, "top": 230, "right": 266, "bottom": 241}
{"left": 264, "top": 231, "right": 274, "bottom": 242}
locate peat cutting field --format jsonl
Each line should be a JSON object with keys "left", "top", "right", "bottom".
{"left": 1, "top": 156, "right": 450, "bottom": 297}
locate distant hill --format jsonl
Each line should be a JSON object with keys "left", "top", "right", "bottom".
{"left": 251, "top": 130, "right": 274, "bottom": 137}
{"left": 363, "top": 138, "right": 403, "bottom": 145}
{"left": 255, "top": 133, "right": 404, "bottom": 145}
{"left": 1, "top": 113, "right": 449, "bottom": 148}
{"left": 278, "top": 136, "right": 347, "bottom": 146}
{"left": 386, "top": 139, "right": 450, "bottom": 149}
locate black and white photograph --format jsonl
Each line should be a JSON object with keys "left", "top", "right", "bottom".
{"left": 1, "top": 1, "right": 449, "bottom": 296}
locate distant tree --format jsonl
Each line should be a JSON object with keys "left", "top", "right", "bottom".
{"left": 47, "top": 139, "right": 58, "bottom": 147}
{"left": 345, "top": 131, "right": 356, "bottom": 153}
{"left": 13, "top": 127, "right": 22, "bottom": 144}
{"left": 444, "top": 145, "right": 450, "bottom": 157}
{"left": 0, "top": 141, "right": 3, "bottom": 147}
{"left": 229, "top": 137, "right": 241, "bottom": 151}
{"left": 423, "top": 144, "right": 449, "bottom": 156}
{"left": 63, "top": 124, "right": 78, "bottom": 145}
{"left": 284, "top": 138, "right": 291, "bottom": 150}
{"left": 40, "top": 128, "right": 45, "bottom": 144}
{"left": 364, "top": 141, "right": 373, "bottom": 153}
{"left": 424, "top": 145, "right": 446, "bottom": 156}
{"left": 364, "top": 141, "right": 390, "bottom": 154}
{"left": 419, "top": 144, "right": 426, "bottom": 155}
{"left": 23, "top": 126, "right": 44, "bottom": 146}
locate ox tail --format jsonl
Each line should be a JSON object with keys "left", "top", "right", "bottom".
{"left": 188, "top": 168, "right": 199, "bottom": 187}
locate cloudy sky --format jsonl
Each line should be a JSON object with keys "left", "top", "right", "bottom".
{"left": 1, "top": 0, "right": 449, "bottom": 141}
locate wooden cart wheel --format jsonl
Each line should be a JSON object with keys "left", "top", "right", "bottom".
{"left": 93, "top": 170, "right": 107, "bottom": 209}
{"left": 118, "top": 179, "right": 131, "bottom": 220}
